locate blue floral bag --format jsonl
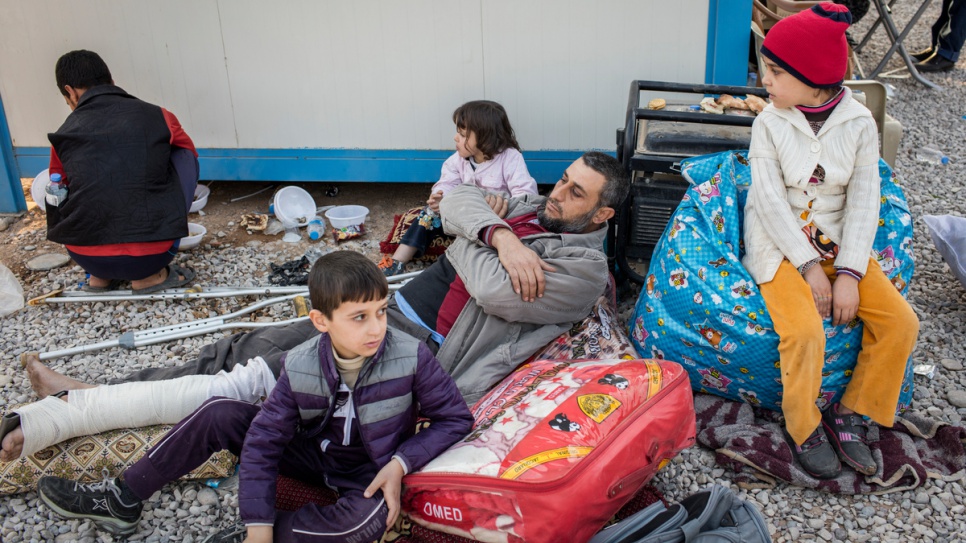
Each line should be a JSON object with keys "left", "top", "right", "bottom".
{"left": 628, "top": 150, "right": 915, "bottom": 413}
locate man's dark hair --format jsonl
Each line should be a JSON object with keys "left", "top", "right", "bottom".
{"left": 55, "top": 50, "right": 113, "bottom": 96}
{"left": 453, "top": 100, "right": 521, "bottom": 161}
{"left": 581, "top": 151, "right": 630, "bottom": 209}
{"left": 308, "top": 252, "right": 389, "bottom": 318}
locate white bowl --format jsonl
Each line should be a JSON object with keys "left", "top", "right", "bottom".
{"left": 189, "top": 185, "right": 210, "bottom": 213}
{"left": 30, "top": 169, "right": 50, "bottom": 212}
{"left": 325, "top": 205, "right": 369, "bottom": 228}
{"left": 273, "top": 186, "right": 317, "bottom": 227}
{"left": 179, "top": 222, "right": 207, "bottom": 251}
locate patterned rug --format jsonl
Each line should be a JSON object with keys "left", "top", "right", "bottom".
{"left": 0, "top": 424, "right": 235, "bottom": 495}
{"left": 275, "top": 475, "right": 665, "bottom": 543}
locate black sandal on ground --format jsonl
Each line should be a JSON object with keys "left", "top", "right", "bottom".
{"left": 81, "top": 279, "right": 125, "bottom": 293}
{"left": 131, "top": 263, "right": 196, "bottom": 294}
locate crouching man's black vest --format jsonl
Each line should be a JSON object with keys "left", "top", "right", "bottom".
{"left": 46, "top": 85, "right": 187, "bottom": 246}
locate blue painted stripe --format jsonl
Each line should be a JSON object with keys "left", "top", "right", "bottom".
{"left": 705, "top": 0, "right": 754, "bottom": 85}
{"left": 12, "top": 146, "right": 50, "bottom": 181}
{"left": 14, "top": 147, "right": 601, "bottom": 186}
{"left": 0, "top": 93, "right": 28, "bottom": 213}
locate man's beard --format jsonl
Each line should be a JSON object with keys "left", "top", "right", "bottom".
{"left": 537, "top": 199, "right": 599, "bottom": 234}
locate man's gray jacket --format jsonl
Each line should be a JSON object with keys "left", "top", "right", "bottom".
{"left": 437, "top": 185, "right": 609, "bottom": 405}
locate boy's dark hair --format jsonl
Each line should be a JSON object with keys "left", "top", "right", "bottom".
{"left": 453, "top": 100, "right": 521, "bottom": 161}
{"left": 55, "top": 50, "right": 113, "bottom": 96}
{"left": 581, "top": 151, "right": 630, "bottom": 209}
{"left": 309, "top": 251, "right": 389, "bottom": 318}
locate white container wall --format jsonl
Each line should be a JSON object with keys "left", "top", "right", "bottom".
{"left": 0, "top": 0, "right": 709, "bottom": 152}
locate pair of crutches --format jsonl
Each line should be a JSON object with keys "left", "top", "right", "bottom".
{"left": 25, "top": 271, "right": 421, "bottom": 361}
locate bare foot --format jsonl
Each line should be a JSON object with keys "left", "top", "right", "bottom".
{"left": 87, "top": 275, "right": 112, "bottom": 289}
{"left": 130, "top": 267, "right": 184, "bottom": 291}
{"left": 22, "top": 353, "right": 95, "bottom": 398}
{"left": 131, "top": 267, "right": 169, "bottom": 291}
{"left": 0, "top": 425, "right": 24, "bottom": 462}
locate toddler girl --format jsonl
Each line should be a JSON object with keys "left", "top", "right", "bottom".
{"left": 380, "top": 100, "right": 537, "bottom": 276}
{"left": 744, "top": 3, "right": 919, "bottom": 479}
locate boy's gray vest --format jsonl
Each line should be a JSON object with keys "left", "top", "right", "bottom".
{"left": 284, "top": 331, "right": 421, "bottom": 430}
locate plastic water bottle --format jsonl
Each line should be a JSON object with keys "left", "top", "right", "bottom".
{"left": 916, "top": 147, "right": 949, "bottom": 165}
{"left": 45, "top": 173, "right": 68, "bottom": 207}
{"left": 306, "top": 216, "right": 325, "bottom": 241}
{"left": 205, "top": 465, "right": 239, "bottom": 490}
{"left": 281, "top": 222, "right": 302, "bottom": 243}
{"left": 304, "top": 246, "right": 330, "bottom": 264}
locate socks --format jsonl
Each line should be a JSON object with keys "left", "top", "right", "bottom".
{"left": 115, "top": 477, "right": 144, "bottom": 508}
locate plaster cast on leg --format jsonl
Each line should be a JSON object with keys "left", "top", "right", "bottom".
{"left": 13, "top": 358, "right": 277, "bottom": 458}
{"left": 207, "top": 356, "right": 277, "bottom": 404}
{"left": 17, "top": 374, "right": 211, "bottom": 458}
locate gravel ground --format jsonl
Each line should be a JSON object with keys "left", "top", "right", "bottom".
{"left": 2, "top": 3, "right": 966, "bottom": 542}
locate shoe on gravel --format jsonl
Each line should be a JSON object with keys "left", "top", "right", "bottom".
{"left": 38, "top": 469, "right": 143, "bottom": 535}
{"left": 822, "top": 403, "right": 877, "bottom": 476}
{"left": 786, "top": 425, "right": 842, "bottom": 480}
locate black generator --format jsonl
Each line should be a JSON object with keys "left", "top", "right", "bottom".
{"left": 610, "top": 81, "right": 769, "bottom": 284}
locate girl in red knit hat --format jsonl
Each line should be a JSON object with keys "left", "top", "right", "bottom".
{"left": 742, "top": 2, "right": 919, "bottom": 480}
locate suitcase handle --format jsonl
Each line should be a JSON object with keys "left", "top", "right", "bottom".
{"left": 608, "top": 462, "right": 660, "bottom": 499}
{"left": 607, "top": 440, "right": 676, "bottom": 498}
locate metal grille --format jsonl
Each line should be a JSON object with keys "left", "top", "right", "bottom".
{"left": 626, "top": 175, "right": 690, "bottom": 250}
{"left": 630, "top": 201, "right": 676, "bottom": 246}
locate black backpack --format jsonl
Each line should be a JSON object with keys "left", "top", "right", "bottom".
{"left": 588, "top": 485, "right": 772, "bottom": 543}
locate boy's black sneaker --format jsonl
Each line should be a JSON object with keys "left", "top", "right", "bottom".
{"left": 786, "top": 426, "right": 841, "bottom": 480}
{"left": 201, "top": 524, "right": 247, "bottom": 543}
{"left": 38, "top": 471, "right": 143, "bottom": 535}
{"left": 822, "top": 403, "right": 877, "bottom": 476}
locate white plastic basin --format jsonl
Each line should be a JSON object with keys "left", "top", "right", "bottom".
{"left": 189, "top": 185, "right": 210, "bottom": 213}
{"left": 273, "top": 186, "right": 317, "bottom": 227}
{"left": 30, "top": 169, "right": 50, "bottom": 212}
{"left": 325, "top": 205, "right": 369, "bottom": 228}
{"left": 179, "top": 222, "right": 207, "bottom": 251}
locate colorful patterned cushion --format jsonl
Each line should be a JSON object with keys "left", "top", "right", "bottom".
{"left": 629, "top": 150, "right": 915, "bottom": 413}
{"left": 0, "top": 423, "right": 235, "bottom": 495}
{"left": 526, "top": 288, "right": 639, "bottom": 363}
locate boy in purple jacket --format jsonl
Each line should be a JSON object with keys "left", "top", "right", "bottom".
{"left": 36, "top": 252, "right": 474, "bottom": 543}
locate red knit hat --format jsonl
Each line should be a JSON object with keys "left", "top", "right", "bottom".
{"left": 761, "top": 2, "right": 852, "bottom": 88}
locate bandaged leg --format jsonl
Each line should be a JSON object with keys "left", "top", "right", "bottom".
{"left": 206, "top": 356, "right": 277, "bottom": 404}
{"left": 13, "top": 358, "right": 277, "bottom": 458}
{"left": 17, "top": 374, "right": 211, "bottom": 458}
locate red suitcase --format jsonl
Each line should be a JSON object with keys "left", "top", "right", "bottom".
{"left": 402, "top": 358, "right": 696, "bottom": 543}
